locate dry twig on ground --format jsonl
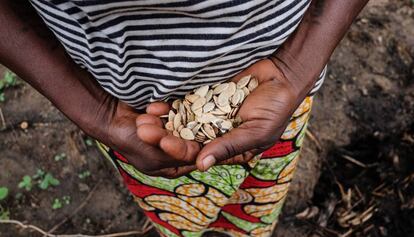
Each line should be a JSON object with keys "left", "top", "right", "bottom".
{"left": 0, "top": 219, "right": 153, "bottom": 237}
{"left": 306, "top": 129, "right": 323, "bottom": 151}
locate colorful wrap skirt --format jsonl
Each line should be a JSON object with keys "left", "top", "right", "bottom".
{"left": 96, "top": 90, "right": 318, "bottom": 237}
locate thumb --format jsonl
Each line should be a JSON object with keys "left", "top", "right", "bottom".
{"left": 196, "top": 124, "right": 268, "bottom": 171}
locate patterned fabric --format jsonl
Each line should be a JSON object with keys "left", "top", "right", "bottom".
{"left": 97, "top": 95, "right": 314, "bottom": 237}
{"left": 28, "top": 0, "right": 321, "bottom": 110}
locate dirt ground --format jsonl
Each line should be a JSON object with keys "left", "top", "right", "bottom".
{"left": 0, "top": 1, "right": 413, "bottom": 236}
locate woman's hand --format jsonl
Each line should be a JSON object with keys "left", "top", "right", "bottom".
{"left": 103, "top": 99, "right": 199, "bottom": 178}
{"left": 194, "top": 59, "right": 305, "bottom": 171}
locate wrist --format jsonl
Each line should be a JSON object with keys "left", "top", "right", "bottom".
{"left": 46, "top": 66, "right": 120, "bottom": 146}
{"left": 77, "top": 94, "right": 119, "bottom": 145}
{"left": 269, "top": 48, "right": 319, "bottom": 100}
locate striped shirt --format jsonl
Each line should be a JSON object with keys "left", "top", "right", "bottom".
{"left": 30, "top": 0, "right": 325, "bottom": 110}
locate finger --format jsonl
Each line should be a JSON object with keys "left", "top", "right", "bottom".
{"left": 230, "top": 59, "right": 280, "bottom": 84}
{"left": 216, "top": 152, "right": 254, "bottom": 166}
{"left": 159, "top": 135, "right": 200, "bottom": 163}
{"left": 137, "top": 124, "right": 168, "bottom": 146}
{"left": 216, "top": 148, "right": 267, "bottom": 166}
{"left": 146, "top": 102, "right": 170, "bottom": 116}
{"left": 154, "top": 165, "right": 197, "bottom": 179}
{"left": 195, "top": 123, "right": 272, "bottom": 171}
{"left": 136, "top": 114, "right": 164, "bottom": 128}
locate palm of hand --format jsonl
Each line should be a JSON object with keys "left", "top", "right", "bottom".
{"left": 194, "top": 59, "right": 299, "bottom": 169}
{"left": 107, "top": 101, "right": 198, "bottom": 178}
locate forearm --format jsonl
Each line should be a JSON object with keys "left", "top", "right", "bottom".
{"left": 0, "top": 0, "right": 115, "bottom": 141}
{"left": 271, "top": 0, "right": 369, "bottom": 97}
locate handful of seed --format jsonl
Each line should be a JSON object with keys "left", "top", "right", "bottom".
{"left": 162, "top": 75, "right": 258, "bottom": 145}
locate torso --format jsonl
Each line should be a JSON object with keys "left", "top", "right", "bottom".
{"left": 30, "top": 0, "right": 311, "bottom": 110}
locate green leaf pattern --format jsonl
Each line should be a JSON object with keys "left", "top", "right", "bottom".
{"left": 117, "top": 161, "right": 197, "bottom": 192}
{"left": 251, "top": 151, "right": 299, "bottom": 180}
{"left": 295, "top": 122, "right": 308, "bottom": 147}
{"left": 260, "top": 197, "right": 286, "bottom": 224}
{"left": 221, "top": 211, "right": 267, "bottom": 232}
{"left": 190, "top": 165, "right": 248, "bottom": 196}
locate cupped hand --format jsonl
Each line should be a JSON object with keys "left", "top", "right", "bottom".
{"left": 105, "top": 100, "right": 198, "bottom": 178}
{"left": 193, "top": 59, "right": 305, "bottom": 171}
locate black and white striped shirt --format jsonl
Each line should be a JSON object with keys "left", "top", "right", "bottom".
{"left": 30, "top": 0, "right": 325, "bottom": 110}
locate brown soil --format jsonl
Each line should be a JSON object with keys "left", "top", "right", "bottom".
{"left": 0, "top": 1, "right": 413, "bottom": 236}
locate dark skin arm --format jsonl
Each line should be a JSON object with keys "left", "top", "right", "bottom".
{"left": 0, "top": 0, "right": 198, "bottom": 178}
{"left": 136, "top": 0, "right": 370, "bottom": 171}
{"left": 195, "top": 0, "right": 371, "bottom": 170}
{"left": 269, "top": 0, "right": 370, "bottom": 98}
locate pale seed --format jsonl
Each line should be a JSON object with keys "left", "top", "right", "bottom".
{"left": 193, "top": 107, "right": 203, "bottom": 117}
{"left": 229, "top": 107, "right": 240, "bottom": 118}
{"left": 185, "top": 94, "right": 200, "bottom": 103}
{"left": 192, "top": 123, "right": 202, "bottom": 135}
{"left": 215, "top": 115, "right": 228, "bottom": 120}
{"left": 196, "top": 131, "right": 206, "bottom": 137}
{"left": 181, "top": 112, "right": 187, "bottom": 126}
{"left": 203, "top": 102, "right": 215, "bottom": 113}
{"left": 218, "top": 104, "right": 231, "bottom": 113}
{"left": 196, "top": 113, "right": 217, "bottom": 124}
{"left": 195, "top": 131, "right": 207, "bottom": 142}
{"left": 194, "top": 85, "right": 209, "bottom": 97}
{"left": 173, "top": 113, "right": 182, "bottom": 130}
{"left": 205, "top": 89, "right": 213, "bottom": 102}
{"left": 186, "top": 121, "right": 198, "bottom": 129}
{"left": 213, "top": 126, "right": 219, "bottom": 135}
{"left": 177, "top": 124, "right": 184, "bottom": 132}
{"left": 212, "top": 118, "right": 224, "bottom": 129}
{"left": 20, "top": 121, "right": 29, "bottom": 130}
{"left": 225, "top": 82, "right": 237, "bottom": 97}
{"left": 211, "top": 83, "right": 221, "bottom": 88}
{"left": 187, "top": 111, "right": 195, "bottom": 122}
{"left": 213, "top": 83, "right": 229, "bottom": 95}
{"left": 191, "top": 97, "right": 206, "bottom": 111}
{"left": 172, "top": 99, "right": 180, "bottom": 110}
{"left": 202, "top": 124, "right": 216, "bottom": 139}
{"left": 180, "top": 128, "right": 195, "bottom": 140}
{"left": 221, "top": 120, "right": 233, "bottom": 130}
{"left": 233, "top": 116, "right": 243, "bottom": 126}
{"left": 243, "top": 87, "right": 250, "bottom": 96}
{"left": 168, "top": 110, "right": 175, "bottom": 122}
{"left": 179, "top": 102, "right": 186, "bottom": 115}
{"left": 165, "top": 121, "right": 174, "bottom": 131}
{"left": 231, "top": 91, "right": 241, "bottom": 106}
{"left": 248, "top": 77, "right": 258, "bottom": 91}
{"left": 237, "top": 75, "right": 251, "bottom": 88}
{"left": 211, "top": 109, "right": 226, "bottom": 116}
{"left": 217, "top": 93, "right": 229, "bottom": 107}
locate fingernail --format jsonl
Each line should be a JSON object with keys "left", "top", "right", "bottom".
{"left": 202, "top": 155, "right": 216, "bottom": 171}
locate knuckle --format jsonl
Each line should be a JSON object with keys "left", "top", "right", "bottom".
{"left": 159, "top": 168, "right": 179, "bottom": 179}
{"left": 136, "top": 165, "right": 153, "bottom": 175}
{"left": 256, "top": 133, "right": 272, "bottom": 146}
{"left": 222, "top": 140, "right": 240, "bottom": 159}
{"left": 135, "top": 160, "right": 160, "bottom": 174}
{"left": 258, "top": 125, "right": 280, "bottom": 145}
